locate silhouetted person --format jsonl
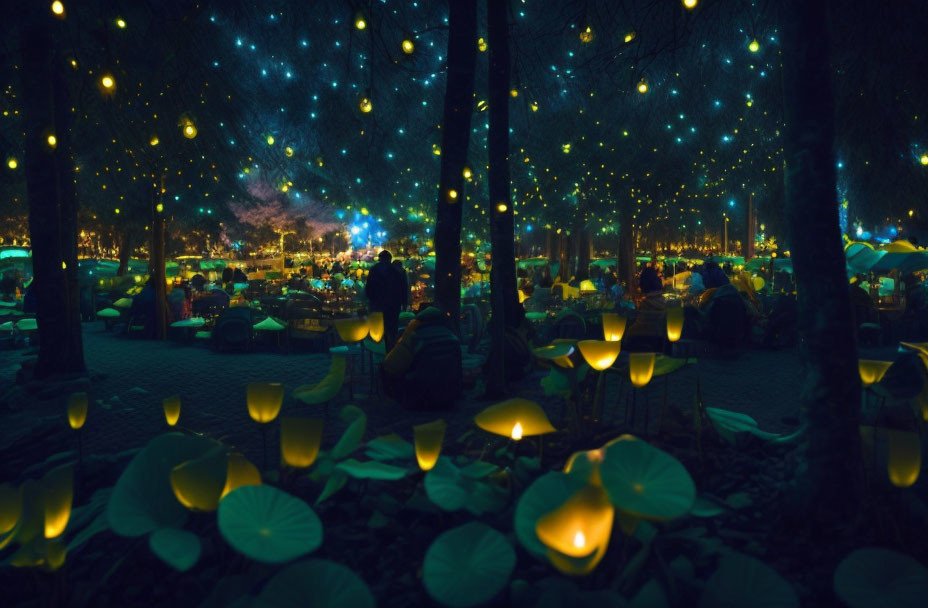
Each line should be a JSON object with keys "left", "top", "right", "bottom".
{"left": 392, "top": 259, "right": 410, "bottom": 308}
{"left": 232, "top": 267, "right": 248, "bottom": 283}
{"left": 638, "top": 265, "right": 663, "bottom": 294}
{"left": 366, "top": 250, "right": 405, "bottom": 353}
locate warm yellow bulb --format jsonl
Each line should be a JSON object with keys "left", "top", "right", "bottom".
{"left": 573, "top": 531, "right": 586, "bottom": 549}
{"left": 150, "top": 135, "right": 159, "bottom": 146}
{"left": 478, "top": 37, "right": 487, "bottom": 52}
{"left": 285, "top": 146, "right": 294, "bottom": 157}
{"left": 637, "top": 79, "right": 649, "bottom": 94}
{"left": 7, "top": 158, "right": 17, "bottom": 169}
{"left": 402, "top": 39, "right": 415, "bottom": 54}
{"left": 355, "top": 17, "right": 366, "bottom": 30}
{"left": 497, "top": 203, "right": 508, "bottom": 213}
{"left": 579, "top": 26, "right": 594, "bottom": 43}
{"left": 156, "top": 202, "right": 164, "bottom": 213}
{"left": 101, "top": 75, "right": 114, "bottom": 89}
{"left": 114, "top": 208, "right": 120, "bottom": 214}
{"left": 683, "top": 0, "right": 698, "bottom": 9}
{"left": 163, "top": 396, "right": 180, "bottom": 426}
{"left": 47, "top": 134, "right": 58, "bottom": 148}
{"left": 510, "top": 89, "right": 519, "bottom": 98}
{"left": 748, "top": 39, "right": 760, "bottom": 53}
{"left": 183, "top": 124, "right": 196, "bottom": 139}
{"left": 51, "top": 1, "right": 64, "bottom": 17}
{"left": 921, "top": 154, "right": 928, "bottom": 166}
{"left": 624, "top": 32, "right": 636, "bottom": 43}
{"left": 530, "top": 101, "right": 539, "bottom": 112}
{"left": 359, "top": 97, "right": 373, "bottom": 113}
{"left": 266, "top": 135, "right": 275, "bottom": 145}
{"left": 511, "top": 422, "right": 523, "bottom": 440}
{"left": 462, "top": 166, "right": 473, "bottom": 179}
{"left": 116, "top": 18, "right": 126, "bottom": 29}
{"left": 448, "top": 189, "right": 458, "bottom": 200}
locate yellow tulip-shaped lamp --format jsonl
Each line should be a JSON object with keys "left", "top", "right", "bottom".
{"left": 475, "top": 398, "right": 556, "bottom": 441}
{"left": 578, "top": 340, "right": 622, "bottom": 423}
{"left": 247, "top": 383, "right": 284, "bottom": 469}
{"left": 886, "top": 430, "right": 921, "bottom": 488}
{"left": 601, "top": 313, "right": 626, "bottom": 342}
{"left": 42, "top": 464, "right": 74, "bottom": 539}
{"left": 859, "top": 360, "right": 892, "bottom": 387}
{"left": 163, "top": 395, "right": 181, "bottom": 427}
{"left": 629, "top": 353, "right": 656, "bottom": 388}
{"left": 413, "top": 419, "right": 447, "bottom": 471}
{"left": 335, "top": 316, "right": 369, "bottom": 343}
{"left": 536, "top": 484, "right": 614, "bottom": 575}
{"left": 666, "top": 306, "right": 684, "bottom": 343}
{"left": 367, "top": 312, "right": 384, "bottom": 343}
{"left": 280, "top": 417, "right": 324, "bottom": 468}
{"left": 67, "top": 392, "right": 88, "bottom": 465}
{"left": 171, "top": 449, "right": 228, "bottom": 512}
{"left": 221, "top": 453, "right": 262, "bottom": 499}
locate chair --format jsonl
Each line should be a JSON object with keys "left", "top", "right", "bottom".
{"left": 211, "top": 307, "right": 254, "bottom": 352}
{"left": 293, "top": 355, "right": 347, "bottom": 419}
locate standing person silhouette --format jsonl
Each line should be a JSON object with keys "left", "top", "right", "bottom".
{"left": 366, "top": 250, "right": 405, "bottom": 353}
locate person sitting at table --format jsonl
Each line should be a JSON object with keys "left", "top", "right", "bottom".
{"left": 190, "top": 273, "right": 207, "bottom": 292}
{"left": 168, "top": 280, "right": 192, "bottom": 321}
{"left": 702, "top": 260, "right": 730, "bottom": 289}
{"left": 624, "top": 279, "right": 666, "bottom": 351}
{"left": 638, "top": 264, "right": 663, "bottom": 295}
{"left": 233, "top": 267, "right": 248, "bottom": 284}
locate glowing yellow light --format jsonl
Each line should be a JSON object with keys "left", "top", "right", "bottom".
{"left": 67, "top": 393, "right": 88, "bottom": 430}
{"left": 280, "top": 417, "right": 324, "bottom": 468}
{"left": 359, "top": 97, "right": 373, "bottom": 113}
{"left": 535, "top": 485, "right": 614, "bottom": 562}
{"left": 683, "top": 0, "right": 698, "bottom": 9}
{"left": 887, "top": 429, "right": 921, "bottom": 488}
{"left": 477, "top": 37, "right": 487, "bottom": 52}
{"left": 859, "top": 360, "right": 892, "bottom": 386}
{"left": 601, "top": 313, "right": 626, "bottom": 341}
{"left": 43, "top": 465, "right": 74, "bottom": 539}
{"left": 510, "top": 89, "right": 519, "bottom": 98}
{"left": 47, "top": 134, "right": 57, "bottom": 148}
{"left": 51, "top": 1, "right": 64, "bottom": 17}
{"left": 666, "top": 306, "right": 684, "bottom": 342}
{"left": 266, "top": 135, "right": 275, "bottom": 145}
{"left": 624, "top": 32, "right": 636, "bottom": 43}
{"left": 579, "top": 26, "right": 594, "bottom": 43}
{"left": 531, "top": 101, "right": 539, "bottom": 112}
{"left": 7, "top": 158, "right": 17, "bottom": 170}
{"left": 748, "top": 39, "right": 760, "bottom": 53}
{"left": 511, "top": 422, "right": 523, "bottom": 440}
{"left": 183, "top": 123, "right": 197, "bottom": 139}
{"left": 432, "top": 144, "right": 441, "bottom": 156}
{"left": 497, "top": 203, "right": 508, "bottom": 213}
{"left": 629, "top": 352, "right": 656, "bottom": 387}
{"left": 114, "top": 208, "right": 120, "bottom": 214}
{"left": 402, "top": 39, "right": 415, "bottom": 54}
{"left": 116, "top": 18, "right": 126, "bottom": 29}
{"left": 414, "top": 419, "right": 446, "bottom": 471}
{"left": 448, "top": 189, "right": 459, "bottom": 200}
{"left": 577, "top": 340, "right": 621, "bottom": 371}
{"left": 163, "top": 396, "right": 180, "bottom": 426}
{"left": 101, "top": 75, "right": 114, "bottom": 89}
{"left": 246, "top": 383, "right": 284, "bottom": 423}
{"left": 462, "top": 166, "right": 473, "bottom": 179}
{"left": 562, "top": 143, "right": 571, "bottom": 154}
{"left": 573, "top": 531, "right": 585, "bottom": 548}
{"left": 361, "top": 206, "right": 369, "bottom": 215}
{"left": 477, "top": 100, "right": 489, "bottom": 112}
{"left": 637, "top": 79, "right": 649, "bottom": 94}
{"left": 150, "top": 135, "right": 159, "bottom": 146}
{"left": 367, "top": 312, "right": 384, "bottom": 342}
{"left": 921, "top": 154, "right": 928, "bottom": 166}
{"left": 285, "top": 146, "right": 294, "bottom": 157}
{"left": 355, "top": 17, "right": 366, "bottom": 30}
{"left": 909, "top": 209, "right": 915, "bottom": 217}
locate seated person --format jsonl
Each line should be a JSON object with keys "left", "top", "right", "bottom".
{"left": 232, "top": 267, "right": 248, "bottom": 284}
{"left": 702, "top": 260, "right": 730, "bottom": 289}
{"left": 190, "top": 273, "right": 207, "bottom": 291}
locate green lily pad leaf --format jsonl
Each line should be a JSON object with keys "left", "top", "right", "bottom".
{"left": 599, "top": 437, "right": 695, "bottom": 520}
{"left": 459, "top": 461, "right": 500, "bottom": 479}
{"left": 706, "top": 408, "right": 781, "bottom": 444}
{"left": 425, "top": 457, "right": 469, "bottom": 511}
{"left": 316, "top": 470, "right": 348, "bottom": 505}
{"left": 651, "top": 356, "right": 693, "bottom": 378}
{"left": 330, "top": 409, "right": 367, "bottom": 461}
{"left": 834, "top": 547, "right": 928, "bottom": 608}
{"left": 364, "top": 433, "right": 415, "bottom": 461}
{"left": 107, "top": 433, "right": 219, "bottom": 537}
{"left": 218, "top": 485, "right": 322, "bottom": 564}
{"left": 335, "top": 459, "right": 406, "bottom": 480}
{"left": 514, "top": 472, "right": 586, "bottom": 557}
{"left": 149, "top": 528, "right": 201, "bottom": 572}
{"left": 700, "top": 553, "right": 798, "bottom": 608}
{"left": 464, "top": 480, "right": 509, "bottom": 516}
{"left": 257, "top": 558, "right": 375, "bottom": 608}
{"left": 423, "top": 522, "right": 516, "bottom": 608}
{"left": 541, "top": 366, "right": 572, "bottom": 398}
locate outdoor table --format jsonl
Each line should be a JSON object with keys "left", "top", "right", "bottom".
{"left": 170, "top": 317, "right": 206, "bottom": 343}
{"left": 254, "top": 316, "right": 288, "bottom": 351}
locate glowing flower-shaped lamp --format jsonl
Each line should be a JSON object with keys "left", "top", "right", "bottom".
{"left": 0, "top": 483, "right": 20, "bottom": 536}
{"left": 414, "top": 419, "right": 447, "bottom": 471}
{"left": 601, "top": 313, "right": 626, "bottom": 342}
{"left": 628, "top": 353, "right": 656, "bottom": 388}
{"left": 42, "top": 464, "right": 74, "bottom": 539}
{"left": 666, "top": 306, "right": 684, "bottom": 342}
{"left": 367, "top": 312, "right": 384, "bottom": 343}
{"left": 536, "top": 484, "right": 614, "bottom": 565}
{"left": 67, "top": 392, "right": 88, "bottom": 430}
{"left": 221, "top": 453, "right": 262, "bottom": 499}
{"left": 280, "top": 417, "right": 324, "bottom": 468}
{"left": 247, "top": 383, "right": 284, "bottom": 424}
{"left": 532, "top": 342, "right": 575, "bottom": 369}
{"left": 335, "top": 317, "right": 369, "bottom": 343}
{"left": 163, "top": 396, "right": 181, "bottom": 427}
{"left": 577, "top": 340, "right": 621, "bottom": 371}
{"left": 475, "top": 398, "right": 556, "bottom": 441}
{"left": 886, "top": 429, "right": 921, "bottom": 488}
{"left": 171, "top": 449, "right": 228, "bottom": 512}
{"left": 859, "top": 360, "right": 892, "bottom": 387}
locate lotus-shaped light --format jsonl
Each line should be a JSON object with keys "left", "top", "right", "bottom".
{"left": 414, "top": 419, "right": 447, "bottom": 471}
{"left": 367, "top": 312, "right": 384, "bottom": 342}
{"left": 170, "top": 449, "right": 228, "bottom": 512}
{"left": 335, "top": 317, "right": 369, "bottom": 343}
{"left": 536, "top": 484, "right": 614, "bottom": 559}
{"left": 859, "top": 360, "right": 892, "bottom": 387}
{"left": 886, "top": 429, "right": 921, "bottom": 488}
{"left": 629, "top": 353, "right": 656, "bottom": 388}
{"left": 42, "top": 465, "right": 74, "bottom": 539}
{"left": 577, "top": 340, "right": 621, "bottom": 371}
{"left": 563, "top": 435, "right": 637, "bottom": 487}
{"left": 67, "top": 392, "right": 88, "bottom": 430}
{"left": 221, "top": 453, "right": 262, "bottom": 499}
{"left": 666, "top": 306, "right": 684, "bottom": 342}
{"left": 163, "top": 396, "right": 181, "bottom": 426}
{"left": 532, "top": 343, "right": 575, "bottom": 369}
{"left": 601, "top": 313, "right": 626, "bottom": 342}
{"left": 0, "top": 483, "right": 20, "bottom": 536}
{"left": 474, "top": 398, "right": 556, "bottom": 439}
{"left": 247, "top": 383, "right": 284, "bottom": 423}
{"left": 280, "top": 417, "right": 324, "bottom": 468}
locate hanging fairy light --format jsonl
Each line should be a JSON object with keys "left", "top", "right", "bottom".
{"left": 637, "top": 78, "right": 649, "bottom": 94}
{"left": 748, "top": 39, "right": 760, "bottom": 53}
{"left": 359, "top": 97, "right": 373, "bottom": 113}
{"left": 51, "top": 1, "right": 65, "bottom": 17}
{"left": 402, "top": 39, "right": 415, "bottom": 54}
{"left": 683, "top": 0, "right": 698, "bottom": 9}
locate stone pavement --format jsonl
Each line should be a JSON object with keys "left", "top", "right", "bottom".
{"left": 0, "top": 321, "right": 897, "bottom": 481}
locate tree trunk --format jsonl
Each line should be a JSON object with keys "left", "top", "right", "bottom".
{"left": 485, "top": 0, "right": 517, "bottom": 398}
{"left": 117, "top": 231, "right": 132, "bottom": 276}
{"left": 618, "top": 207, "right": 637, "bottom": 297}
{"left": 576, "top": 224, "right": 591, "bottom": 281}
{"left": 745, "top": 193, "right": 756, "bottom": 260}
{"left": 150, "top": 184, "right": 168, "bottom": 339}
{"left": 19, "top": 6, "right": 86, "bottom": 380}
{"left": 780, "top": 0, "right": 861, "bottom": 527}
{"left": 558, "top": 233, "right": 572, "bottom": 281}
{"left": 434, "top": 0, "right": 477, "bottom": 335}
{"left": 546, "top": 228, "right": 557, "bottom": 262}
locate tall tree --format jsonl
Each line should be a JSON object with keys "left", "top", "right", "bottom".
{"left": 485, "top": 0, "right": 519, "bottom": 397}
{"left": 780, "top": 0, "right": 861, "bottom": 526}
{"left": 18, "top": 3, "right": 85, "bottom": 381}
{"left": 434, "top": 0, "right": 478, "bottom": 334}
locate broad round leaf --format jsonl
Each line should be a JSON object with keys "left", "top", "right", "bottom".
{"left": 700, "top": 553, "right": 798, "bottom": 608}
{"left": 514, "top": 472, "right": 586, "bottom": 557}
{"left": 149, "top": 528, "right": 202, "bottom": 572}
{"left": 107, "top": 433, "right": 219, "bottom": 537}
{"left": 335, "top": 459, "right": 406, "bottom": 480}
{"left": 257, "top": 558, "right": 375, "bottom": 608}
{"left": 218, "top": 485, "right": 322, "bottom": 563}
{"left": 834, "top": 547, "right": 928, "bottom": 608}
{"left": 424, "top": 457, "right": 469, "bottom": 512}
{"left": 599, "top": 438, "right": 695, "bottom": 520}
{"left": 423, "top": 522, "right": 516, "bottom": 608}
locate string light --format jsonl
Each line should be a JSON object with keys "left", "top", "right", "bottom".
{"left": 921, "top": 154, "right": 928, "bottom": 166}
{"left": 477, "top": 37, "right": 487, "bottom": 52}
{"left": 402, "top": 39, "right": 414, "bottom": 54}
{"left": 683, "top": 0, "right": 698, "bottom": 9}
{"left": 637, "top": 78, "right": 649, "bottom": 94}
{"left": 748, "top": 39, "right": 760, "bottom": 53}
{"left": 116, "top": 18, "right": 126, "bottom": 29}
{"left": 47, "top": 134, "right": 57, "bottom": 148}
{"left": 7, "top": 158, "right": 17, "bottom": 169}
{"left": 51, "top": 1, "right": 64, "bottom": 17}
{"left": 266, "top": 135, "right": 275, "bottom": 145}
{"left": 497, "top": 203, "right": 508, "bottom": 213}
{"left": 579, "top": 26, "right": 594, "bottom": 43}
{"left": 183, "top": 123, "right": 197, "bottom": 139}
{"left": 359, "top": 97, "right": 373, "bottom": 113}
{"left": 101, "top": 75, "right": 115, "bottom": 89}
{"left": 150, "top": 136, "right": 159, "bottom": 146}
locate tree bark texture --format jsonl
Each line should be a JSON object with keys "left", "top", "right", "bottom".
{"left": 434, "top": 0, "right": 477, "bottom": 335}
{"left": 19, "top": 6, "right": 86, "bottom": 380}
{"left": 780, "top": 0, "right": 861, "bottom": 526}
{"left": 150, "top": 184, "right": 168, "bottom": 339}
{"left": 618, "top": 206, "right": 637, "bottom": 296}
{"left": 117, "top": 231, "right": 132, "bottom": 276}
